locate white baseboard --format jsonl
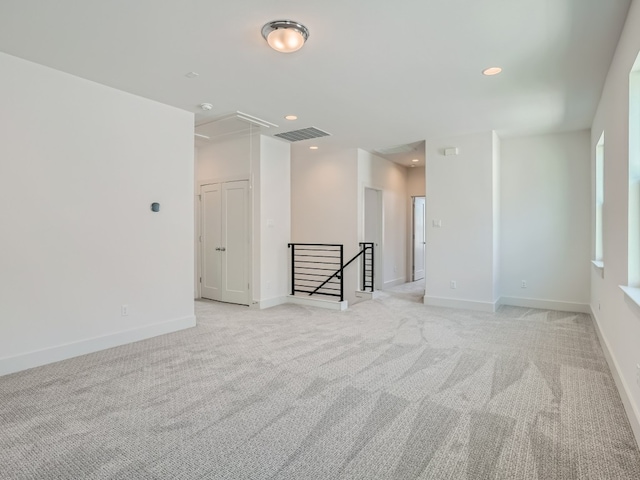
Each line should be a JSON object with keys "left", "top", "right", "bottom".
{"left": 383, "top": 278, "right": 406, "bottom": 288}
{"left": 355, "top": 290, "right": 382, "bottom": 301}
{"left": 0, "top": 315, "right": 196, "bottom": 377}
{"left": 253, "top": 296, "right": 288, "bottom": 310}
{"left": 423, "top": 295, "right": 498, "bottom": 312}
{"left": 287, "top": 295, "right": 348, "bottom": 311}
{"left": 590, "top": 305, "right": 640, "bottom": 448}
{"left": 499, "top": 296, "right": 590, "bottom": 314}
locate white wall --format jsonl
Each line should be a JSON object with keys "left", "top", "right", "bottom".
{"left": 407, "top": 166, "right": 426, "bottom": 197}
{"left": 424, "top": 132, "right": 498, "bottom": 310}
{"left": 358, "top": 150, "right": 408, "bottom": 288}
{"left": 0, "top": 52, "right": 195, "bottom": 375}
{"left": 500, "top": 131, "right": 590, "bottom": 309}
{"left": 291, "top": 148, "right": 359, "bottom": 304}
{"left": 590, "top": 0, "right": 640, "bottom": 444}
{"left": 259, "top": 136, "right": 291, "bottom": 306}
{"left": 196, "top": 133, "right": 253, "bottom": 181}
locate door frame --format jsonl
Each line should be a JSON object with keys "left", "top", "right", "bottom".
{"left": 412, "top": 196, "right": 426, "bottom": 282}
{"left": 196, "top": 175, "right": 253, "bottom": 303}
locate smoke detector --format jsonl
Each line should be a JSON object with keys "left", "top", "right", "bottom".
{"left": 200, "top": 103, "right": 213, "bottom": 111}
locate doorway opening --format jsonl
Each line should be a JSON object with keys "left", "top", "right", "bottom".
{"left": 412, "top": 196, "right": 425, "bottom": 281}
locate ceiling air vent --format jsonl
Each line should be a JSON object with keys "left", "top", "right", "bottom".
{"left": 274, "top": 127, "right": 331, "bottom": 142}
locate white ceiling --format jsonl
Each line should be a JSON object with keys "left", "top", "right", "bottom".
{"left": 0, "top": 0, "right": 631, "bottom": 157}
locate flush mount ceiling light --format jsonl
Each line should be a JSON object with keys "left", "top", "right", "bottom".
{"left": 412, "top": 158, "right": 419, "bottom": 163}
{"left": 309, "top": 146, "right": 319, "bottom": 150}
{"left": 482, "top": 67, "right": 503, "bottom": 76}
{"left": 285, "top": 115, "right": 298, "bottom": 120}
{"left": 262, "top": 20, "right": 309, "bottom": 53}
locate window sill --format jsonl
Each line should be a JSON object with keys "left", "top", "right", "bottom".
{"left": 620, "top": 285, "right": 640, "bottom": 311}
{"left": 591, "top": 260, "right": 604, "bottom": 277}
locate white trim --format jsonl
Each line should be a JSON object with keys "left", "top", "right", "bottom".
{"left": 620, "top": 285, "right": 640, "bottom": 315}
{"left": 590, "top": 305, "right": 640, "bottom": 448}
{"left": 499, "top": 296, "right": 590, "bottom": 314}
{"left": 591, "top": 260, "right": 604, "bottom": 277}
{"left": 254, "top": 296, "right": 288, "bottom": 309}
{"left": 383, "top": 277, "right": 406, "bottom": 288}
{"left": 287, "top": 295, "right": 348, "bottom": 311}
{"left": 355, "top": 290, "right": 383, "bottom": 300}
{"left": 0, "top": 316, "right": 196, "bottom": 377}
{"left": 423, "top": 295, "right": 498, "bottom": 312}
{"left": 197, "top": 175, "right": 250, "bottom": 189}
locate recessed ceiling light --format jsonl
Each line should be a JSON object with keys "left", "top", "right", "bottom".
{"left": 185, "top": 71, "right": 199, "bottom": 78}
{"left": 262, "top": 20, "right": 309, "bottom": 53}
{"left": 412, "top": 159, "right": 419, "bottom": 163}
{"left": 482, "top": 67, "right": 502, "bottom": 76}
{"left": 309, "top": 146, "right": 319, "bottom": 150}
{"left": 285, "top": 115, "right": 298, "bottom": 121}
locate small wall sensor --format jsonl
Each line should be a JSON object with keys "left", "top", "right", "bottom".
{"left": 151, "top": 202, "right": 160, "bottom": 212}
{"left": 444, "top": 147, "right": 459, "bottom": 156}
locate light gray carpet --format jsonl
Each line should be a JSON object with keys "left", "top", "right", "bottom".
{"left": 1, "top": 282, "right": 639, "bottom": 479}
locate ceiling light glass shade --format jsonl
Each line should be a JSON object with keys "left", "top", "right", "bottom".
{"left": 262, "top": 20, "right": 309, "bottom": 53}
{"left": 482, "top": 67, "right": 503, "bottom": 76}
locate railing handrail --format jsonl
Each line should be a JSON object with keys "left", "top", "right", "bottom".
{"left": 287, "top": 243, "right": 343, "bottom": 247}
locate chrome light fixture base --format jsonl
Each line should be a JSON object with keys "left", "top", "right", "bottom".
{"left": 262, "top": 20, "right": 309, "bottom": 53}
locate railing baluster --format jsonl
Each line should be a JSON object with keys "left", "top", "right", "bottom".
{"left": 290, "top": 243, "right": 295, "bottom": 296}
{"left": 340, "top": 245, "right": 344, "bottom": 302}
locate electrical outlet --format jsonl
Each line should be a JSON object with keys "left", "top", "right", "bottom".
{"left": 121, "top": 305, "right": 128, "bottom": 316}
{"left": 521, "top": 280, "right": 527, "bottom": 289}
{"left": 450, "top": 280, "right": 457, "bottom": 289}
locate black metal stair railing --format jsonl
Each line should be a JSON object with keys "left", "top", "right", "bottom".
{"left": 360, "top": 242, "right": 374, "bottom": 292}
{"left": 288, "top": 244, "right": 344, "bottom": 300}
{"left": 288, "top": 243, "right": 375, "bottom": 302}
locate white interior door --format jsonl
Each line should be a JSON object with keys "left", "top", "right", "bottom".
{"left": 200, "top": 180, "right": 250, "bottom": 306}
{"left": 413, "top": 196, "right": 426, "bottom": 281}
{"left": 201, "top": 184, "right": 222, "bottom": 301}
{"left": 364, "top": 187, "right": 383, "bottom": 290}
{"left": 221, "top": 180, "right": 250, "bottom": 305}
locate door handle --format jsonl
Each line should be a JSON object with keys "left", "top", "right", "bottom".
{"left": 220, "top": 247, "right": 226, "bottom": 252}
{"left": 215, "top": 247, "right": 221, "bottom": 251}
